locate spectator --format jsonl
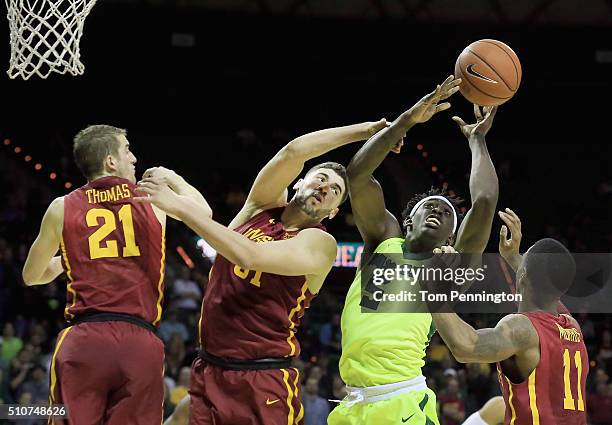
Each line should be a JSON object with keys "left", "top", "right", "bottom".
{"left": 319, "top": 313, "right": 341, "bottom": 355}
{"left": 597, "top": 330, "right": 612, "bottom": 372}
{"left": 588, "top": 382, "right": 612, "bottom": 425}
{"left": 165, "top": 333, "right": 186, "bottom": 381}
{"left": 9, "top": 347, "right": 35, "bottom": 395}
{"left": 158, "top": 309, "right": 190, "bottom": 343}
{"left": 428, "top": 333, "right": 451, "bottom": 364}
{"left": 18, "top": 364, "right": 48, "bottom": 403}
{"left": 0, "top": 367, "right": 10, "bottom": 404}
{"left": 302, "top": 377, "right": 329, "bottom": 425}
{"left": 1, "top": 323, "right": 23, "bottom": 363}
{"left": 170, "top": 366, "right": 190, "bottom": 406}
{"left": 465, "top": 363, "right": 493, "bottom": 413}
{"left": 438, "top": 376, "right": 466, "bottom": 425}
{"left": 172, "top": 266, "right": 202, "bottom": 312}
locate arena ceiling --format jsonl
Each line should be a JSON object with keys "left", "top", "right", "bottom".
{"left": 109, "top": 0, "right": 612, "bottom": 25}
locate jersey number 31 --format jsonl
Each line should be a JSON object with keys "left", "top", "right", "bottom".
{"left": 86, "top": 205, "right": 141, "bottom": 259}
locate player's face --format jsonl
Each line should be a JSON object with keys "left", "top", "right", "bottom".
{"left": 406, "top": 199, "right": 454, "bottom": 246}
{"left": 113, "top": 135, "right": 137, "bottom": 183}
{"left": 294, "top": 168, "right": 346, "bottom": 220}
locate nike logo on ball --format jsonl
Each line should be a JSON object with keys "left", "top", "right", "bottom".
{"left": 466, "top": 64, "right": 498, "bottom": 83}
{"left": 266, "top": 398, "right": 280, "bottom": 405}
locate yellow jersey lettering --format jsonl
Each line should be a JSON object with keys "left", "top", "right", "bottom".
{"left": 557, "top": 324, "right": 581, "bottom": 343}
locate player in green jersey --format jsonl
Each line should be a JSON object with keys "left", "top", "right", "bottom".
{"left": 328, "top": 75, "right": 500, "bottom": 425}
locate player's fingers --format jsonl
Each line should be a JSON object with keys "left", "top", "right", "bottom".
{"left": 474, "top": 104, "right": 483, "bottom": 120}
{"left": 499, "top": 212, "right": 521, "bottom": 237}
{"left": 136, "top": 182, "right": 158, "bottom": 193}
{"left": 439, "top": 86, "right": 461, "bottom": 101}
{"left": 452, "top": 116, "right": 466, "bottom": 127}
{"left": 505, "top": 207, "right": 521, "bottom": 225}
{"left": 435, "top": 102, "right": 451, "bottom": 113}
{"left": 133, "top": 196, "right": 153, "bottom": 203}
{"left": 441, "top": 74, "right": 454, "bottom": 87}
{"left": 433, "top": 248, "right": 442, "bottom": 254}
{"left": 500, "top": 224, "right": 508, "bottom": 242}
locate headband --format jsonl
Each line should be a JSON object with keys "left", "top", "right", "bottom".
{"left": 409, "top": 195, "right": 458, "bottom": 234}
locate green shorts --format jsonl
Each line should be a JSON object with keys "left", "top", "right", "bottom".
{"left": 328, "top": 388, "right": 439, "bottom": 425}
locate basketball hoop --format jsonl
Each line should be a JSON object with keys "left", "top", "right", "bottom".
{"left": 5, "top": 0, "right": 97, "bottom": 80}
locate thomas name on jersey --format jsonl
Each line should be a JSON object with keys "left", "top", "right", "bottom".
{"left": 85, "top": 184, "right": 131, "bottom": 204}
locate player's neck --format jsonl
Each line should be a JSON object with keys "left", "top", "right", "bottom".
{"left": 403, "top": 233, "right": 438, "bottom": 254}
{"left": 90, "top": 171, "right": 117, "bottom": 181}
{"left": 518, "top": 299, "right": 558, "bottom": 315}
{"left": 281, "top": 203, "right": 321, "bottom": 230}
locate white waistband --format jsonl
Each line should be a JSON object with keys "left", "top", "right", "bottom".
{"left": 334, "top": 375, "right": 427, "bottom": 407}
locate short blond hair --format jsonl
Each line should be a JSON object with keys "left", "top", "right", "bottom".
{"left": 73, "top": 125, "right": 126, "bottom": 180}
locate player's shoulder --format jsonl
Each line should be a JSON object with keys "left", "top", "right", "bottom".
{"left": 297, "top": 228, "right": 337, "bottom": 253}
{"left": 499, "top": 314, "right": 539, "bottom": 345}
{"left": 561, "top": 313, "right": 581, "bottom": 330}
{"left": 48, "top": 196, "right": 65, "bottom": 215}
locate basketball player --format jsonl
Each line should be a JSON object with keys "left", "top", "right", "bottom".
{"left": 462, "top": 396, "right": 505, "bottom": 425}
{"left": 428, "top": 211, "right": 588, "bottom": 424}
{"left": 21, "top": 125, "right": 210, "bottom": 424}
{"left": 137, "top": 120, "right": 390, "bottom": 425}
{"left": 328, "top": 76, "right": 500, "bottom": 425}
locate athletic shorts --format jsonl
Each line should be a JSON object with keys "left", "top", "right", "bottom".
{"left": 328, "top": 388, "right": 439, "bottom": 425}
{"left": 188, "top": 357, "right": 303, "bottom": 425}
{"left": 49, "top": 321, "right": 164, "bottom": 425}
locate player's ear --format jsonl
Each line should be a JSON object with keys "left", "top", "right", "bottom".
{"left": 403, "top": 217, "right": 412, "bottom": 230}
{"left": 293, "top": 179, "right": 304, "bottom": 191}
{"left": 105, "top": 154, "right": 117, "bottom": 172}
{"left": 327, "top": 207, "right": 339, "bottom": 220}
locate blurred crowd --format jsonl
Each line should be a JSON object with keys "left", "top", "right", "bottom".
{"left": 1, "top": 138, "right": 611, "bottom": 425}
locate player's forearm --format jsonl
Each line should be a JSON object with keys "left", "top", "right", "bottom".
{"left": 168, "top": 175, "right": 212, "bottom": 218}
{"left": 22, "top": 256, "right": 63, "bottom": 286}
{"left": 504, "top": 253, "right": 523, "bottom": 272}
{"left": 430, "top": 313, "right": 478, "bottom": 362}
{"left": 347, "top": 115, "right": 414, "bottom": 182}
{"left": 177, "top": 198, "right": 258, "bottom": 269}
{"left": 284, "top": 123, "right": 376, "bottom": 161}
{"left": 467, "top": 135, "right": 499, "bottom": 204}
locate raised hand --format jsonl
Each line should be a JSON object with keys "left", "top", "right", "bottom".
{"left": 406, "top": 75, "right": 462, "bottom": 124}
{"left": 452, "top": 104, "right": 498, "bottom": 139}
{"left": 499, "top": 208, "right": 522, "bottom": 262}
{"left": 135, "top": 177, "right": 183, "bottom": 216}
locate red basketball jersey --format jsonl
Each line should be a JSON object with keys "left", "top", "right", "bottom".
{"left": 60, "top": 176, "right": 165, "bottom": 325}
{"left": 497, "top": 312, "right": 588, "bottom": 425}
{"left": 199, "top": 207, "right": 324, "bottom": 359}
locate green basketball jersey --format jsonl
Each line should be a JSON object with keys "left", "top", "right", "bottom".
{"left": 339, "top": 238, "right": 435, "bottom": 387}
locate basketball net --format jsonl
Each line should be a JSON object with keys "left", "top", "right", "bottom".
{"left": 5, "top": 0, "right": 97, "bottom": 80}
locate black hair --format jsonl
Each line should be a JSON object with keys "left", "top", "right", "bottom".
{"left": 401, "top": 187, "right": 464, "bottom": 230}
{"left": 524, "top": 238, "right": 576, "bottom": 302}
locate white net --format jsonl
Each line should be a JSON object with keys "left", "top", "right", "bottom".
{"left": 5, "top": 0, "right": 97, "bottom": 79}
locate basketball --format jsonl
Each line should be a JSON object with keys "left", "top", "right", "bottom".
{"left": 454, "top": 39, "right": 522, "bottom": 106}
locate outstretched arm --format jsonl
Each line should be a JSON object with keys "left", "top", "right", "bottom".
{"left": 22, "top": 197, "right": 64, "bottom": 285}
{"left": 453, "top": 105, "right": 499, "bottom": 254}
{"left": 348, "top": 76, "right": 461, "bottom": 250}
{"left": 141, "top": 167, "right": 212, "bottom": 221}
{"left": 431, "top": 312, "right": 538, "bottom": 363}
{"left": 230, "top": 121, "right": 388, "bottom": 228}
{"left": 136, "top": 180, "right": 337, "bottom": 277}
